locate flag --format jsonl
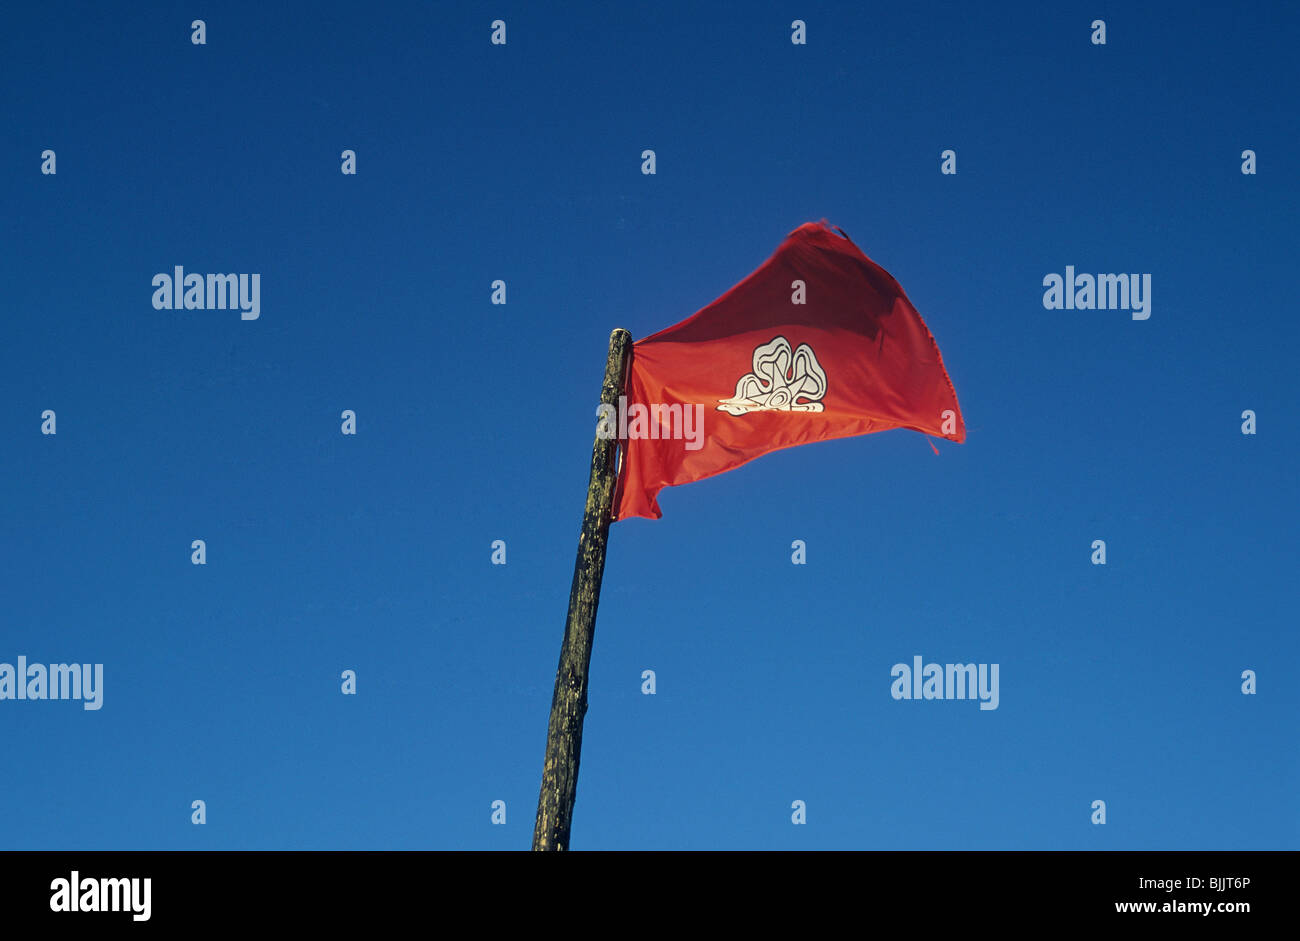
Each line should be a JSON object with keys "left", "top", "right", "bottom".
{"left": 612, "top": 220, "right": 965, "bottom": 521}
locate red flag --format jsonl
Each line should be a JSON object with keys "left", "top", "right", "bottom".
{"left": 612, "top": 220, "right": 965, "bottom": 521}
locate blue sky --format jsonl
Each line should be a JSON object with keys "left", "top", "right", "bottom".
{"left": 1, "top": 1, "right": 1295, "bottom": 849}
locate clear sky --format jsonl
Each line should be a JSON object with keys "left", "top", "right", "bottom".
{"left": 2, "top": 1, "right": 1295, "bottom": 850}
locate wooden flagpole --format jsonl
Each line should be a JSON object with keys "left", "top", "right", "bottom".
{"left": 532, "top": 327, "right": 633, "bottom": 851}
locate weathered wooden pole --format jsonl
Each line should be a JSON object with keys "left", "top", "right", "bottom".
{"left": 532, "top": 327, "right": 633, "bottom": 851}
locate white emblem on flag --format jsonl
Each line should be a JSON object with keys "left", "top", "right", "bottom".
{"left": 717, "top": 336, "right": 827, "bottom": 415}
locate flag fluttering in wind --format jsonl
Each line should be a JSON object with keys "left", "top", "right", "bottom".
{"left": 534, "top": 221, "right": 966, "bottom": 851}
{"left": 613, "top": 220, "right": 965, "bottom": 521}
